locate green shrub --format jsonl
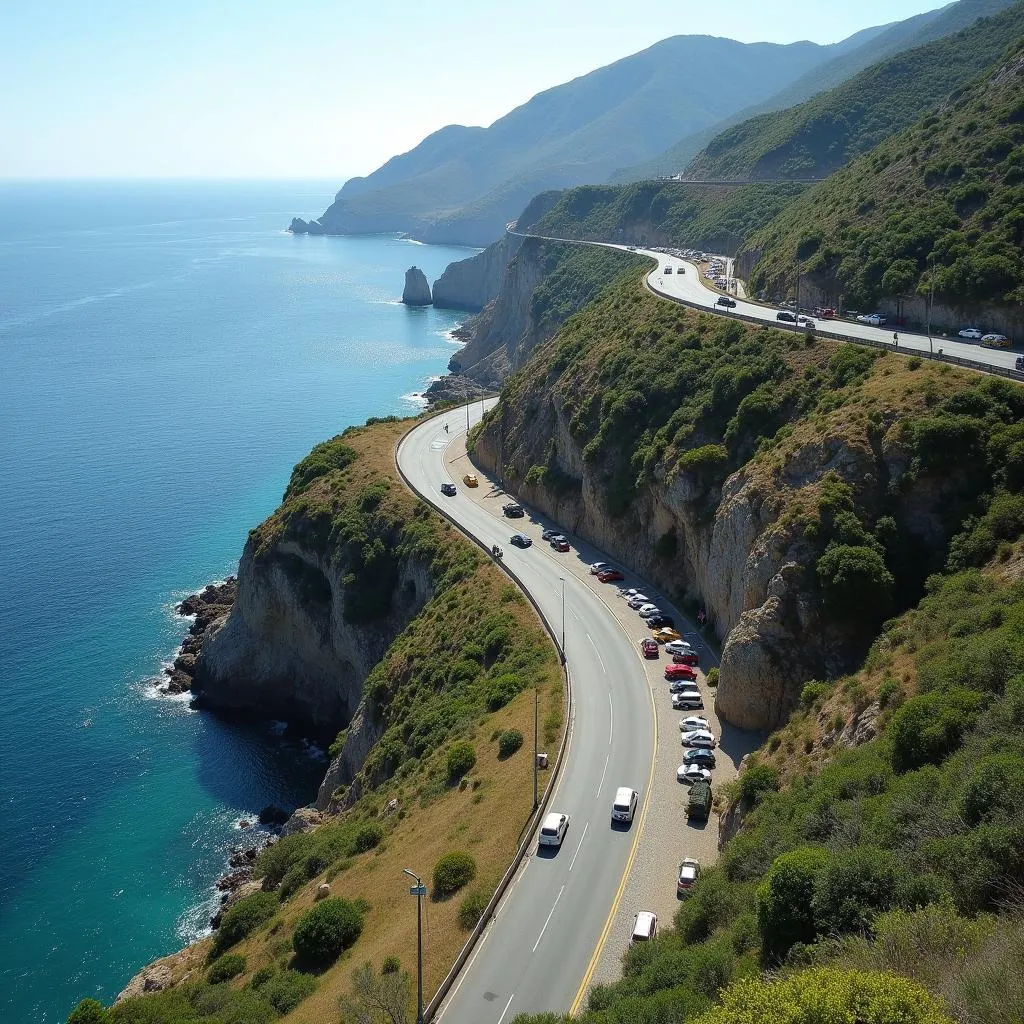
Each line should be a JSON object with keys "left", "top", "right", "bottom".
{"left": 458, "top": 887, "right": 491, "bottom": 930}
{"left": 738, "top": 764, "right": 780, "bottom": 804}
{"left": 292, "top": 898, "right": 365, "bottom": 966}
{"left": 811, "top": 846, "right": 904, "bottom": 937}
{"left": 353, "top": 823, "right": 384, "bottom": 853}
{"left": 757, "top": 846, "right": 830, "bottom": 962}
{"left": 67, "top": 1000, "right": 109, "bottom": 1024}
{"left": 889, "top": 687, "right": 984, "bottom": 772}
{"left": 817, "top": 544, "right": 894, "bottom": 621}
{"left": 446, "top": 741, "right": 476, "bottom": 782}
{"left": 251, "top": 968, "right": 317, "bottom": 1014}
{"left": 381, "top": 956, "right": 401, "bottom": 974}
{"left": 498, "top": 728, "right": 524, "bottom": 758}
{"left": 706, "top": 667, "right": 720, "bottom": 687}
{"left": 278, "top": 862, "right": 310, "bottom": 901}
{"left": 800, "top": 681, "right": 830, "bottom": 707}
{"left": 433, "top": 851, "right": 477, "bottom": 900}
{"left": 213, "top": 891, "right": 278, "bottom": 954}
{"left": 877, "top": 678, "right": 903, "bottom": 708}
{"left": 207, "top": 953, "right": 247, "bottom": 984}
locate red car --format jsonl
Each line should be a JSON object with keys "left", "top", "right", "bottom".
{"left": 673, "top": 651, "right": 699, "bottom": 666}
{"left": 555, "top": 540, "right": 570, "bottom": 552}
{"left": 597, "top": 569, "right": 624, "bottom": 583}
{"left": 665, "top": 663, "right": 697, "bottom": 681}
{"left": 641, "top": 638, "right": 660, "bottom": 659}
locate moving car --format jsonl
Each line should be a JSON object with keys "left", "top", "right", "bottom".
{"left": 677, "top": 857, "right": 700, "bottom": 896}
{"left": 502, "top": 502, "right": 524, "bottom": 518}
{"left": 856, "top": 313, "right": 887, "bottom": 326}
{"left": 673, "top": 650, "right": 699, "bottom": 666}
{"left": 679, "top": 715, "right": 711, "bottom": 732}
{"left": 647, "top": 615, "right": 675, "bottom": 629}
{"left": 666, "top": 663, "right": 698, "bottom": 681}
{"left": 665, "top": 640, "right": 694, "bottom": 656}
{"left": 683, "top": 749, "right": 716, "bottom": 768}
{"left": 611, "top": 787, "right": 638, "bottom": 824}
{"left": 716, "top": 296, "right": 737, "bottom": 308}
{"left": 672, "top": 692, "right": 703, "bottom": 710}
{"left": 509, "top": 533, "right": 532, "bottom": 548}
{"left": 554, "top": 539, "right": 570, "bottom": 552}
{"left": 597, "top": 569, "right": 625, "bottom": 583}
{"left": 652, "top": 627, "right": 682, "bottom": 643}
{"left": 665, "top": 266, "right": 673, "bottom": 274}
{"left": 677, "top": 764, "right": 712, "bottom": 785}
{"left": 440, "top": 482, "right": 457, "bottom": 496}
{"left": 681, "top": 729, "right": 716, "bottom": 748}
{"left": 958, "top": 327, "right": 984, "bottom": 339}
{"left": 687, "top": 780, "right": 712, "bottom": 821}
{"left": 463, "top": 474, "right": 479, "bottom": 487}
{"left": 538, "top": 811, "right": 569, "bottom": 848}
{"left": 640, "top": 638, "right": 660, "bottom": 659}
{"left": 776, "top": 310, "right": 797, "bottom": 322}
{"left": 631, "top": 911, "right": 658, "bottom": 943}
{"left": 797, "top": 315, "right": 816, "bottom": 328}
{"left": 982, "top": 333, "right": 1011, "bottom": 348}
{"left": 1017, "top": 356, "right": 1024, "bottom": 371}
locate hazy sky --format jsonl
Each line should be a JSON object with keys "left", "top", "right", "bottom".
{"left": 1, "top": 0, "right": 947, "bottom": 180}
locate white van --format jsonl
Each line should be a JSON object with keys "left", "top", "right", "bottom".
{"left": 611, "top": 787, "right": 638, "bottom": 823}
{"left": 631, "top": 911, "right": 658, "bottom": 943}
{"left": 539, "top": 811, "right": 570, "bottom": 848}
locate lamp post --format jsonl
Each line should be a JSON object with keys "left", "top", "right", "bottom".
{"left": 403, "top": 869, "right": 426, "bottom": 1024}
{"left": 533, "top": 684, "right": 539, "bottom": 810}
{"left": 559, "top": 577, "right": 566, "bottom": 660}
{"left": 926, "top": 253, "right": 935, "bottom": 355}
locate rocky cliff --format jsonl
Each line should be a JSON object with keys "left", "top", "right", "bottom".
{"left": 432, "top": 234, "right": 522, "bottom": 312}
{"left": 401, "top": 266, "right": 432, "bottom": 306}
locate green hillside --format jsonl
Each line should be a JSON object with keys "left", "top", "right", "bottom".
{"left": 520, "top": 181, "right": 808, "bottom": 255}
{"left": 741, "top": 37, "right": 1024, "bottom": 311}
{"left": 686, "top": 1, "right": 1024, "bottom": 182}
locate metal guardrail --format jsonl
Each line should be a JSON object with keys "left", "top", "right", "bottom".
{"left": 393, "top": 407, "right": 573, "bottom": 1023}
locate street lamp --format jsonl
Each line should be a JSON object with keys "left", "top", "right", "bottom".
{"left": 559, "top": 577, "right": 566, "bottom": 660}
{"left": 533, "top": 684, "right": 539, "bottom": 810}
{"left": 402, "top": 868, "right": 427, "bottom": 1024}
{"left": 926, "top": 253, "right": 935, "bottom": 355}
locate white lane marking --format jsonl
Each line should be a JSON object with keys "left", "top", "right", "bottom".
{"left": 532, "top": 884, "right": 565, "bottom": 953}
{"left": 596, "top": 754, "right": 609, "bottom": 800}
{"left": 497, "top": 994, "right": 515, "bottom": 1024}
{"left": 586, "top": 632, "right": 607, "bottom": 674}
{"left": 570, "top": 607, "right": 581, "bottom": 621}
{"left": 570, "top": 821, "right": 589, "bottom": 871}
{"left": 608, "top": 691, "right": 614, "bottom": 744}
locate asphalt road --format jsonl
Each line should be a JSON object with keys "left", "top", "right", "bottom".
{"left": 397, "top": 405, "right": 656, "bottom": 1023}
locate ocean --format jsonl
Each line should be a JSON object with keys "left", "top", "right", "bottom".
{"left": 0, "top": 180, "right": 472, "bottom": 1022}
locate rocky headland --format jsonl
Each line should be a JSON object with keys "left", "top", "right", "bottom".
{"left": 159, "top": 579, "right": 237, "bottom": 695}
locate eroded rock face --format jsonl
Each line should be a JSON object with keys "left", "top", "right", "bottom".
{"left": 402, "top": 266, "right": 432, "bottom": 306}
{"left": 432, "top": 234, "right": 522, "bottom": 312}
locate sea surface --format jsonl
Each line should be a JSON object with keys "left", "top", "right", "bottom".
{"left": 0, "top": 180, "right": 472, "bottom": 1022}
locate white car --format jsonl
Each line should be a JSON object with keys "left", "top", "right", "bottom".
{"left": 672, "top": 692, "right": 703, "bottom": 710}
{"left": 538, "top": 811, "right": 570, "bottom": 848}
{"left": 677, "top": 764, "right": 712, "bottom": 784}
{"left": 627, "top": 594, "right": 651, "bottom": 609}
{"left": 668, "top": 679, "right": 701, "bottom": 694}
{"left": 611, "top": 786, "right": 638, "bottom": 823}
{"left": 638, "top": 605, "right": 661, "bottom": 618}
{"left": 677, "top": 858, "right": 701, "bottom": 896}
{"left": 617, "top": 587, "right": 641, "bottom": 600}
{"left": 664, "top": 640, "right": 694, "bottom": 656}
{"left": 679, "top": 716, "right": 711, "bottom": 732}
{"left": 958, "top": 327, "right": 983, "bottom": 339}
{"left": 797, "top": 316, "right": 816, "bottom": 328}
{"left": 631, "top": 911, "right": 658, "bottom": 943}
{"left": 681, "top": 729, "right": 717, "bottom": 748}
{"left": 856, "top": 313, "right": 887, "bottom": 326}
{"left": 590, "top": 561, "right": 612, "bottom": 575}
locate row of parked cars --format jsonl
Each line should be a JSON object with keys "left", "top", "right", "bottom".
{"left": 957, "top": 326, "right": 1013, "bottom": 347}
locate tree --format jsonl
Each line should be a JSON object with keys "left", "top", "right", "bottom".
{"left": 339, "top": 961, "right": 412, "bottom": 1024}
{"left": 292, "top": 897, "right": 365, "bottom": 966}
{"left": 757, "top": 847, "right": 830, "bottom": 962}
{"left": 817, "top": 544, "right": 894, "bottom": 620}
{"left": 446, "top": 741, "right": 476, "bottom": 782}
{"left": 811, "top": 846, "right": 902, "bottom": 937}
{"left": 67, "top": 1001, "right": 109, "bottom": 1024}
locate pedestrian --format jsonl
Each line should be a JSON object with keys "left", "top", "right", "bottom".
{"left": 444, "top": 423, "right": 448, "bottom": 433}
{"left": 893, "top": 332, "right": 899, "bottom": 346}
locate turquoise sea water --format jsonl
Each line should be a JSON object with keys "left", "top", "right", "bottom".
{"left": 0, "top": 181, "right": 471, "bottom": 1022}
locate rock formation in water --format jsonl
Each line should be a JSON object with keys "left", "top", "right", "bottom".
{"left": 401, "top": 267, "right": 432, "bottom": 306}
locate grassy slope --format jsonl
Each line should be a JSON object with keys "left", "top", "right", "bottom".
{"left": 740, "top": 37, "right": 1024, "bottom": 310}
{"left": 88, "top": 419, "right": 564, "bottom": 1024}
{"left": 524, "top": 181, "right": 808, "bottom": 255}
{"left": 685, "top": 2, "right": 1024, "bottom": 182}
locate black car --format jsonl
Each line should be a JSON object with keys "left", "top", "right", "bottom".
{"left": 510, "top": 533, "right": 532, "bottom": 548}
{"left": 776, "top": 310, "right": 797, "bottom": 322}
{"left": 648, "top": 615, "right": 676, "bottom": 629}
{"left": 441, "top": 482, "right": 457, "bottom": 496}
{"left": 683, "top": 749, "right": 716, "bottom": 768}
{"left": 541, "top": 528, "right": 558, "bottom": 542}
{"left": 503, "top": 502, "right": 525, "bottom": 518}
{"left": 716, "top": 296, "right": 736, "bottom": 308}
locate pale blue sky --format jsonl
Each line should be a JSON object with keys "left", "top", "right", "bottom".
{"left": 0, "top": 0, "right": 947, "bottom": 180}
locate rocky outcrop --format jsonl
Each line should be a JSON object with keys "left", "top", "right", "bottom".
{"left": 401, "top": 267, "right": 432, "bottom": 306}
{"left": 158, "top": 579, "right": 237, "bottom": 694}
{"left": 289, "top": 217, "right": 325, "bottom": 235}
{"left": 432, "top": 234, "right": 523, "bottom": 312}
{"left": 423, "top": 373, "right": 489, "bottom": 406}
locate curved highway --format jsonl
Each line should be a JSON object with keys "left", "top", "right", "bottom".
{"left": 510, "top": 230, "right": 1023, "bottom": 377}
{"left": 397, "top": 405, "right": 656, "bottom": 1023}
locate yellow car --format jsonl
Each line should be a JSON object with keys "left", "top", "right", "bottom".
{"left": 463, "top": 473, "right": 479, "bottom": 488}
{"left": 652, "top": 627, "right": 682, "bottom": 644}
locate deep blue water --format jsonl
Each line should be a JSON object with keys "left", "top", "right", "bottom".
{"left": 0, "top": 181, "right": 471, "bottom": 1022}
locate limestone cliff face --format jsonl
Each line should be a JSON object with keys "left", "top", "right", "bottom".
{"left": 401, "top": 267, "right": 432, "bottom": 306}
{"left": 432, "top": 234, "right": 522, "bottom": 312}
{"left": 192, "top": 535, "right": 434, "bottom": 742}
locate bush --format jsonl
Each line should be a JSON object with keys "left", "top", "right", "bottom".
{"left": 252, "top": 968, "right": 317, "bottom": 1014}
{"left": 458, "top": 886, "right": 491, "bottom": 930}
{"left": 757, "top": 847, "right": 830, "bottom": 962}
{"left": 213, "top": 891, "right": 278, "bottom": 954}
{"left": 292, "top": 898, "right": 365, "bottom": 966}
{"left": 67, "top": 1000, "right": 109, "bottom": 1024}
{"left": 889, "top": 687, "right": 984, "bottom": 772}
{"left": 381, "top": 956, "right": 401, "bottom": 974}
{"left": 817, "top": 544, "right": 894, "bottom": 621}
{"left": 433, "top": 851, "right": 477, "bottom": 900}
{"left": 446, "top": 741, "right": 476, "bottom": 782}
{"left": 353, "top": 823, "right": 384, "bottom": 853}
{"left": 811, "top": 846, "right": 903, "bottom": 937}
{"left": 207, "top": 953, "right": 247, "bottom": 984}
{"left": 706, "top": 667, "right": 720, "bottom": 687}
{"left": 498, "top": 728, "right": 524, "bottom": 758}
{"left": 738, "top": 764, "right": 780, "bottom": 804}
{"left": 800, "top": 681, "right": 830, "bottom": 707}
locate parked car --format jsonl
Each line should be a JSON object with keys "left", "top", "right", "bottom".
{"left": 716, "top": 296, "right": 737, "bottom": 308}
{"left": 673, "top": 651, "right": 699, "bottom": 666}
{"left": 631, "top": 911, "right": 658, "bottom": 943}
{"left": 463, "top": 473, "right": 479, "bottom": 487}
{"left": 638, "top": 604, "right": 661, "bottom": 618}
{"left": 509, "top": 533, "right": 532, "bottom": 548}
{"left": 982, "top": 333, "right": 1011, "bottom": 348}
{"left": 554, "top": 539, "right": 570, "bottom": 552}
{"left": 856, "top": 313, "right": 887, "bottom": 326}
{"left": 677, "top": 764, "right": 712, "bottom": 785}
{"left": 640, "top": 638, "right": 660, "bottom": 659}
{"left": 666, "top": 664, "right": 698, "bottom": 681}
{"left": 538, "top": 811, "right": 570, "bottom": 848}
{"left": 683, "top": 749, "right": 717, "bottom": 768}
{"left": 681, "top": 729, "right": 716, "bottom": 748}
{"left": 627, "top": 594, "right": 651, "bottom": 609}
{"left": 668, "top": 679, "right": 701, "bottom": 694}
{"left": 597, "top": 569, "right": 625, "bottom": 583}
{"left": 541, "top": 529, "right": 558, "bottom": 542}
{"left": 958, "top": 327, "right": 984, "bottom": 339}
{"left": 647, "top": 615, "right": 675, "bottom": 629}
{"left": 549, "top": 534, "right": 567, "bottom": 548}
{"left": 590, "top": 561, "right": 613, "bottom": 575}
{"left": 611, "top": 787, "right": 638, "bottom": 824}
{"left": 653, "top": 627, "right": 682, "bottom": 643}
{"left": 502, "top": 502, "right": 524, "bottom": 518}
{"left": 617, "top": 587, "right": 642, "bottom": 600}
{"left": 440, "top": 482, "right": 457, "bottom": 496}
{"left": 687, "top": 780, "right": 713, "bottom": 821}
{"left": 679, "top": 716, "right": 711, "bottom": 732}
{"left": 677, "top": 857, "right": 701, "bottom": 896}
{"left": 776, "top": 310, "right": 797, "bottom": 322}
{"left": 672, "top": 692, "right": 703, "bottom": 709}
{"left": 664, "top": 640, "right": 694, "bottom": 656}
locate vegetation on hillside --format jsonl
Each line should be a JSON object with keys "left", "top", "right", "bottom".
{"left": 523, "top": 181, "right": 808, "bottom": 255}
{"left": 742, "top": 37, "right": 1024, "bottom": 310}
{"left": 686, "top": 2, "right": 1024, "bottom": 183}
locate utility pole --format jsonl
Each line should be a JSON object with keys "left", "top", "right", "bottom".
{"left": 559, "top": 577, "right": 566, "bottom": 661}
{"left": 533, "top": 685, "right": 539, "bottom": 810}
{"left": 402, "top": 869, "right": 426, "bottom": 1024}
{"left": 926, "top": 254, "right": 935, "bottom": 355}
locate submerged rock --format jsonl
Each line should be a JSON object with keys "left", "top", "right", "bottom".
{"left": 402, "top": 266, "right": 432, "bottom": 306}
